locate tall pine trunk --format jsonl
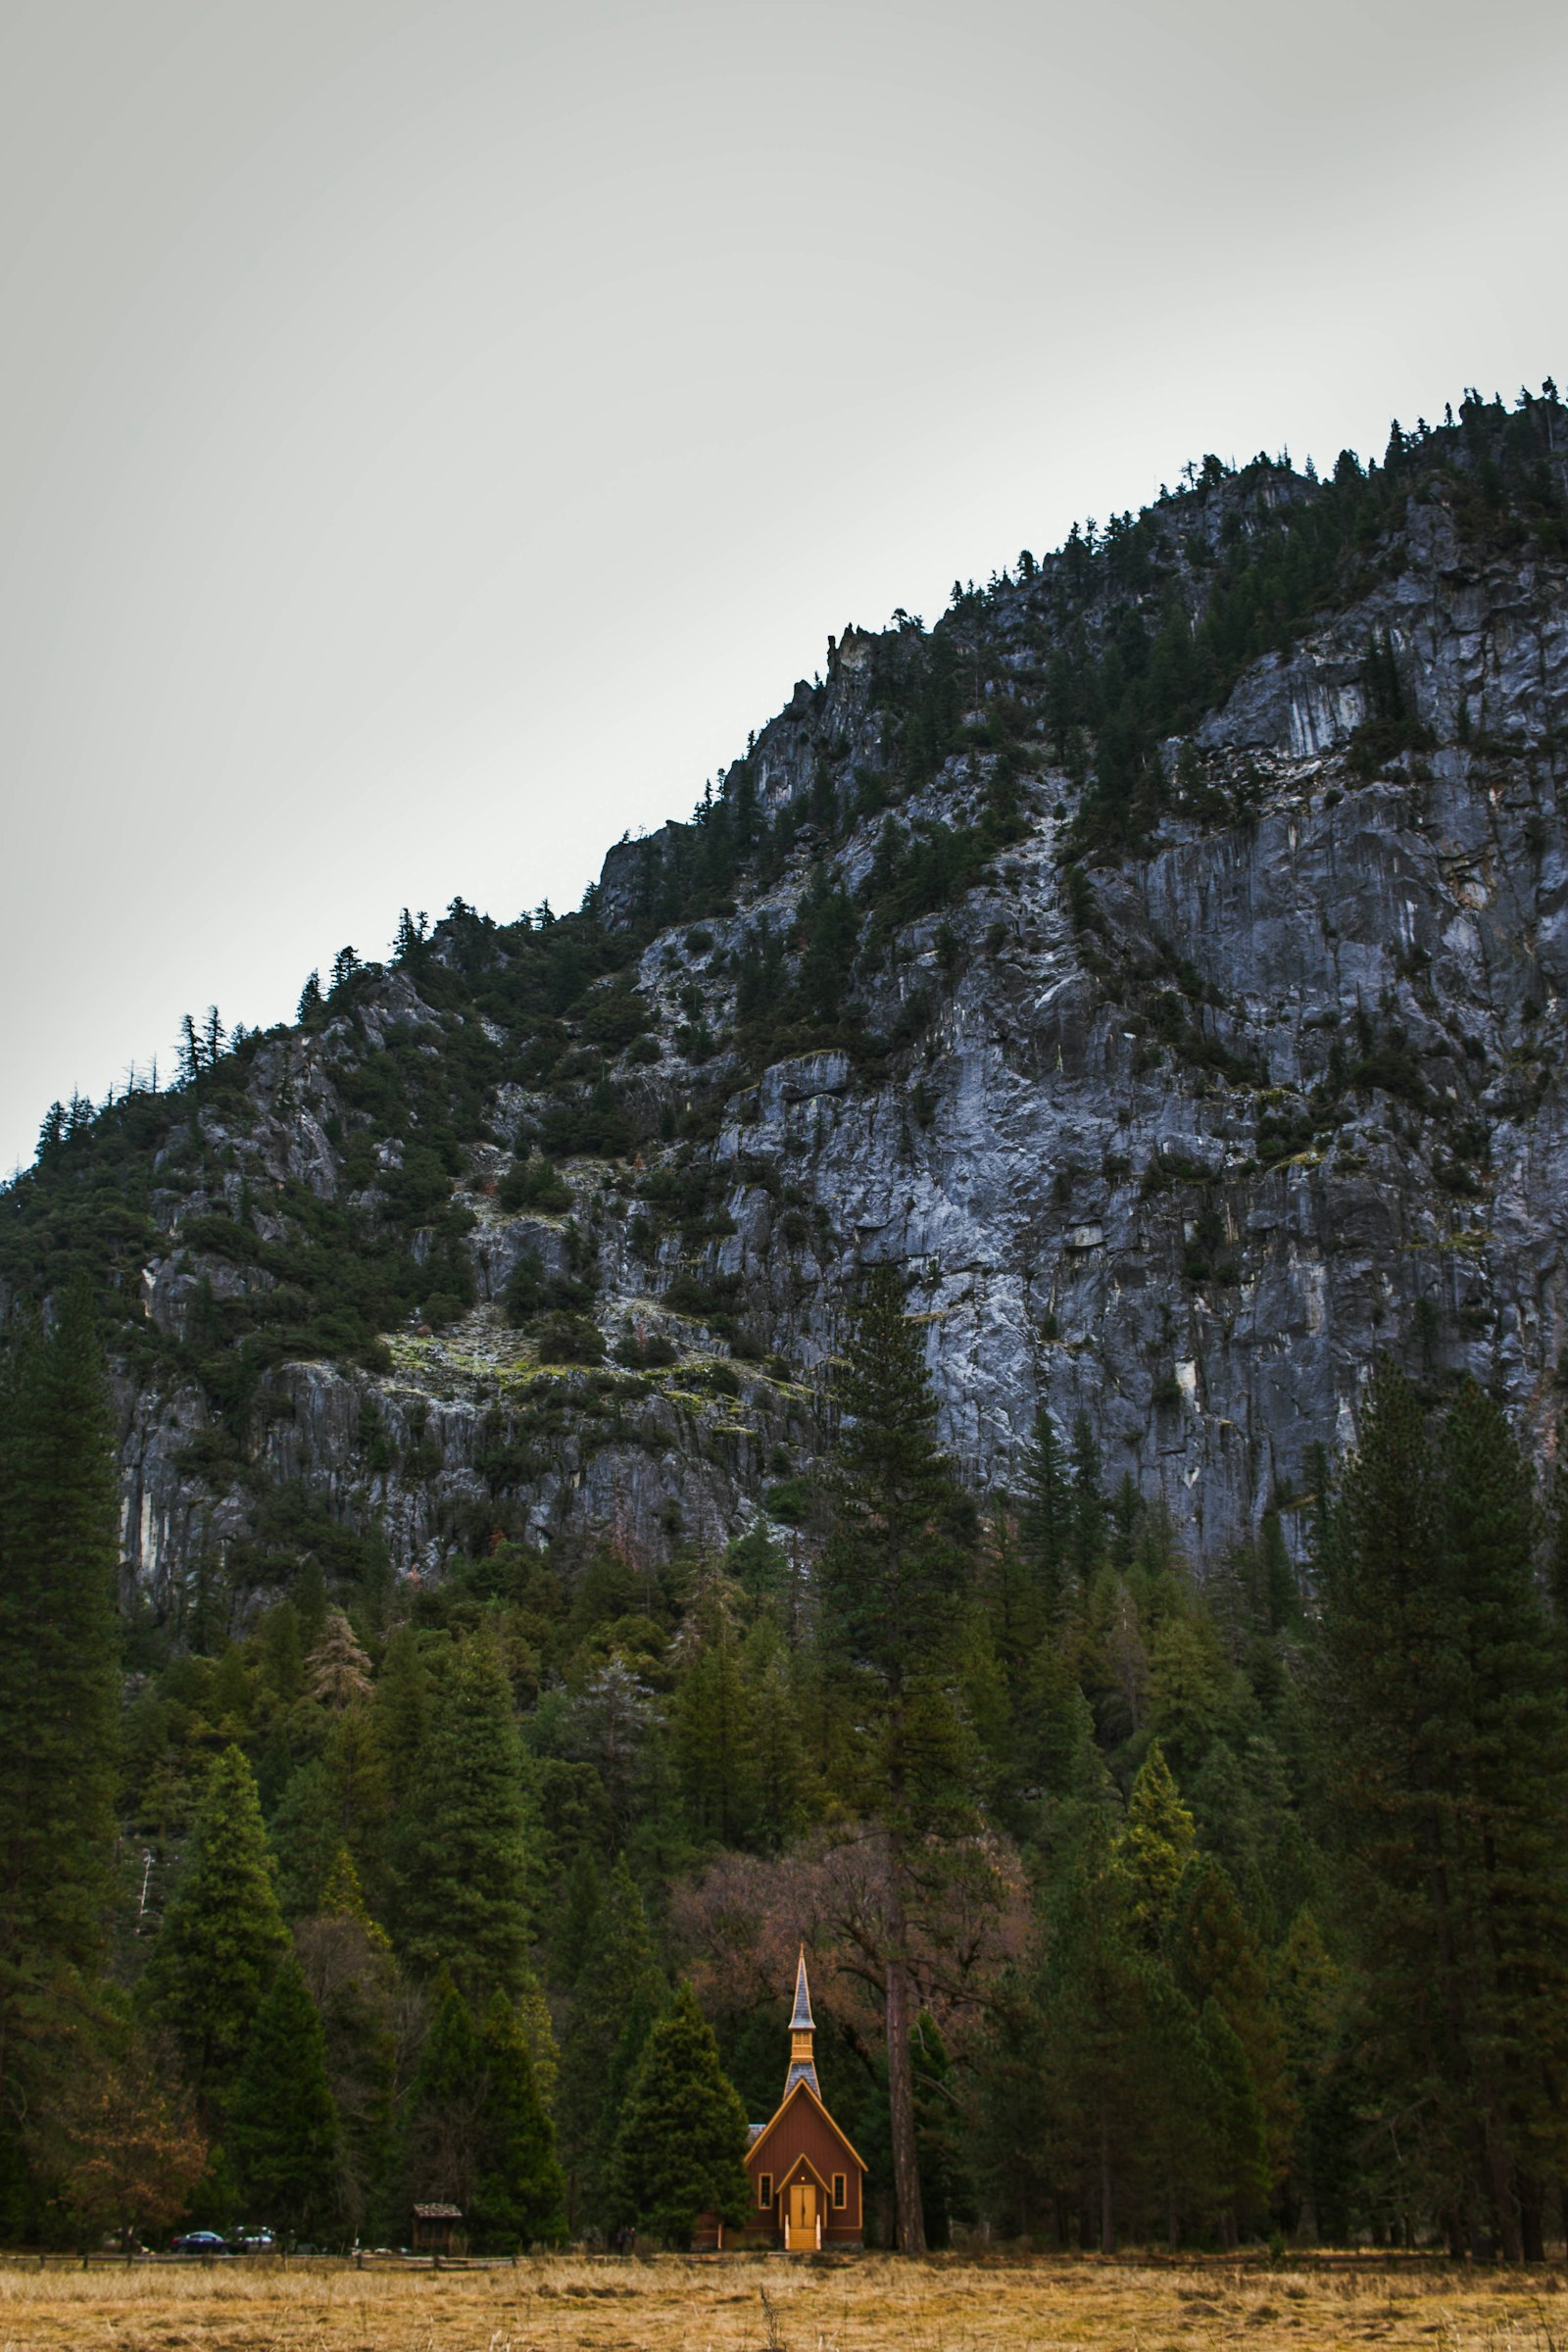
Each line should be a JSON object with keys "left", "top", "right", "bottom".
{"left": 884, "top": 1832, "right": 927, "bottom": 2257}
{"left": 819, "top": 1269, "right": 974, "bottom": 2259}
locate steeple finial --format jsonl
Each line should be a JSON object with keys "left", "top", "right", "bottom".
{"left": 785, "top": 1945, "right": 819, "bottom": 2097}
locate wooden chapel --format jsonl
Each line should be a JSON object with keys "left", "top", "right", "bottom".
{"left": 743, "top": 1950, "right": 866, "bottom": 2250}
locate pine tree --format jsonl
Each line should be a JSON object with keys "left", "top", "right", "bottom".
{"left": 403, "top": 1969, "right": 486, "bottom": 2212}
{"left": 973, "top": 1797, "right": 1231, "bottom": 2252}
{"left": 318, "top": 1703, "right": 391, "bottom": 1884}
{"left": 469, "top": 1991, "right": 565, "bottom": 2250}
{"left": 555, "top": 1856, "right": 665, "bottom": 2232}
{"left": 817, "top": 1265, "right": 976, "bottom": 2255}
{"left": 1196, "top": 1996, "right": 1269, "bottom": 2241}
{"left": 1015, "top": 1645, "right": 1101, "bottom": 1843}
{"left": 1273, "top": 1907, "right": 1342, "bottom": 2240}
{"left": 145, "top": 1745, "right": 288, "bottom": 2122}
{"left": 367, "top": 1625, "right": 430, "bottom": 1827}
{"left": 1115, "top": 1740, "right": 1196, "bottom": 1942}
{"left": 270, "top": 1758, "right": 345, "bottom": 1919}
{"left": 1018, "top": 1406, "right": 1072, "bottom": 1629}
{"left": 1069, "top": 1412, "right": 1107, "bottom": 1586}
{"left": 607, "top": 1984, "right": 751, "bottom": 2246}
{"left": 968, "top": 1963, "right": 1050, "bottom": 2240}
{"left": 305, "top": 1611, "right": 372, "bottom": 1710}
{"left": 1137, "top": 1964, "right": 1230, "bottom": 2251}
{"left": 911, "top": 2011, "right": 962, "bottom": 2249}
{"left": 1315, "top": 1364, "right": 1568, "bottom": 2256}
{"left": 670, "top": 1596, "right": 756, "bottom": 1845}
{"left": 1258, "top": 1507, "right": 1298, "bottom": 1635}
{"left": 391, "top": 1628, "right": 532, "bottom": 2001}
{"left": 257, "top": 1599, "right": 306, "bottom": 1710}
{"left": 0, "top": 1291, "right": 122, "bottom": 2178}
{"left": 1170, "top": 1855, "right": 1294, "bottom": 2193}
{"left": 955, "top": 1606, "right": 1011, "bottom": 1802}
{"left": 514, "top": 1968, "right": 560, "bottom": 2114}
{"left": 1546, "top": 1445, "right": 1568, "bottom": 1632}
{"left": 819, "top": 1267, "right": 970, "bottom": 1689}
{"left": 1314, "top": 1356, "right": 1457, "bottom": 2194}
{"left": 1033, "top": 1810, "right": 1165, "bottom": 2253}
{"left": 1436, "top": 1376, "right": 1568, "bottom": 2255}
{"left": 294, "top": 1852, "right": 401, "bottom": 2241}
{"left": 226, "top": 1957, "right": 342, "bottom": 2242}
{"left": 743, "top": 1621, "right": 811, "bottom": 1853}
{"left": 551, "top": 1849, "right": 602, "bottom": 1991}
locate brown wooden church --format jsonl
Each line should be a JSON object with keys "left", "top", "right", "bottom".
{"left": 743, "top": 1950, "right": 866, "bottom": 2250}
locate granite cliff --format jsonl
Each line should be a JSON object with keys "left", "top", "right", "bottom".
{"left": 6, "top": 387, "right": 1567, "bottom": 1619}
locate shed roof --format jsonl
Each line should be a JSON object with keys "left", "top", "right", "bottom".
{"left": 413, "top": 2202, "right": 463, "bottom": 2220}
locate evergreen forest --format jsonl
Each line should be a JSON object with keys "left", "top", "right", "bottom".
{"left": 2, "top": 1272, "right": 1567, "bottom": 2260}
{"left": 2, "top": 385, "right": 1568, "bottom": 2264}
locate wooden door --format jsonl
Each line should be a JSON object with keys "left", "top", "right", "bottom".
{"left": 787, "top": 2180, "right": 816, "bottom": 2247}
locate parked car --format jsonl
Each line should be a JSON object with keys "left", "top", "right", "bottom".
{"left": 228, "top": 2228, "right": 275, "bottom": 2253}
{"left": 172, "top": 2230, "right": 230, "bottom": 2256}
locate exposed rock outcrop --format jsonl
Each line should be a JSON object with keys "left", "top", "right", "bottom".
{"left": 27, "top": 423, "right": 1568, "bottom": 1607}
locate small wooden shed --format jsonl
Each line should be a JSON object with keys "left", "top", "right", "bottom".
{"left": 412, "top": 2202, "right": 462, "bottom": 2254}
{"left": 744, "top": 1951, "right": 866, "bottom": 2251}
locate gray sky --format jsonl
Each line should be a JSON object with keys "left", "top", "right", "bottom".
{"left": 3, "top": 0, "right": 1565, "bottom": 1176}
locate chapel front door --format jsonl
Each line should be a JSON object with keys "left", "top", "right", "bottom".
{"left": 787, "top": 2180, "right": 817, "bottom": 2248}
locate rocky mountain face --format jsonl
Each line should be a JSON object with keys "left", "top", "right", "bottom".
{"left": 8, "top": 391, "right": 1568, "bottom": 1619}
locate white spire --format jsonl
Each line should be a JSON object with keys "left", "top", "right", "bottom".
{"left": 785, "top": 1945, "right": 819, "bottom": 2097}
{"left": 791, "top": 1945, "right": 814, "bottom": 2031}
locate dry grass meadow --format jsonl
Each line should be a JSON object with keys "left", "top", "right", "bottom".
{"left": 2, "top": 2254, "right": 1566, "bottom": 2352}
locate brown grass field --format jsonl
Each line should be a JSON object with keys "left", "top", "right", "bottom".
{"left": 1, "top": 2254, "right": 1566, "bottom": 2352}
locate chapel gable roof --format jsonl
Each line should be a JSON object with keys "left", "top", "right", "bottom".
{"left": 744, "top": 2075, "right": 867, "bottom": 2172}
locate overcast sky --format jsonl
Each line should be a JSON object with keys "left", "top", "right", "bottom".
{"left": 2, "top": 0, "right": 1565, "bottom": 1176}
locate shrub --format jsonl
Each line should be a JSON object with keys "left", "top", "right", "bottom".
{"left": 612, "top": 1331, "right": 679, "bottom": 1369}
{"left": 499, "top": 1155, "right": 573, "bottom": 1214}
{"left": 662, "top": 1273, "right": 742, "bottom": 1321}
{"left": 503, "top": 1251, "right": 546, "bottom": 1323}
{"left": 578, "top": 981, "right": 653, "bottom": 1049}
{"left": 538, "top": 1092, "right": 639, "bottom": 1160}
{"left": 763, "top": 1477, "right": 813, "bottom": 1527}
{"left": 505, "top": 1250, "right": 593, "bottom": 1326}
{"left": 534, "top": 1312, "right": 604, "bottom": 1365}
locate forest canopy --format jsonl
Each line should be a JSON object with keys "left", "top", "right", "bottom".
{"left": 1, "top": 1281, "right": 1565, "bottom": 2259}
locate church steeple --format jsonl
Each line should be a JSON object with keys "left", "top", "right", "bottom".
{"left": 785, "top": 1945, "right": 819, "bottom": 2097}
